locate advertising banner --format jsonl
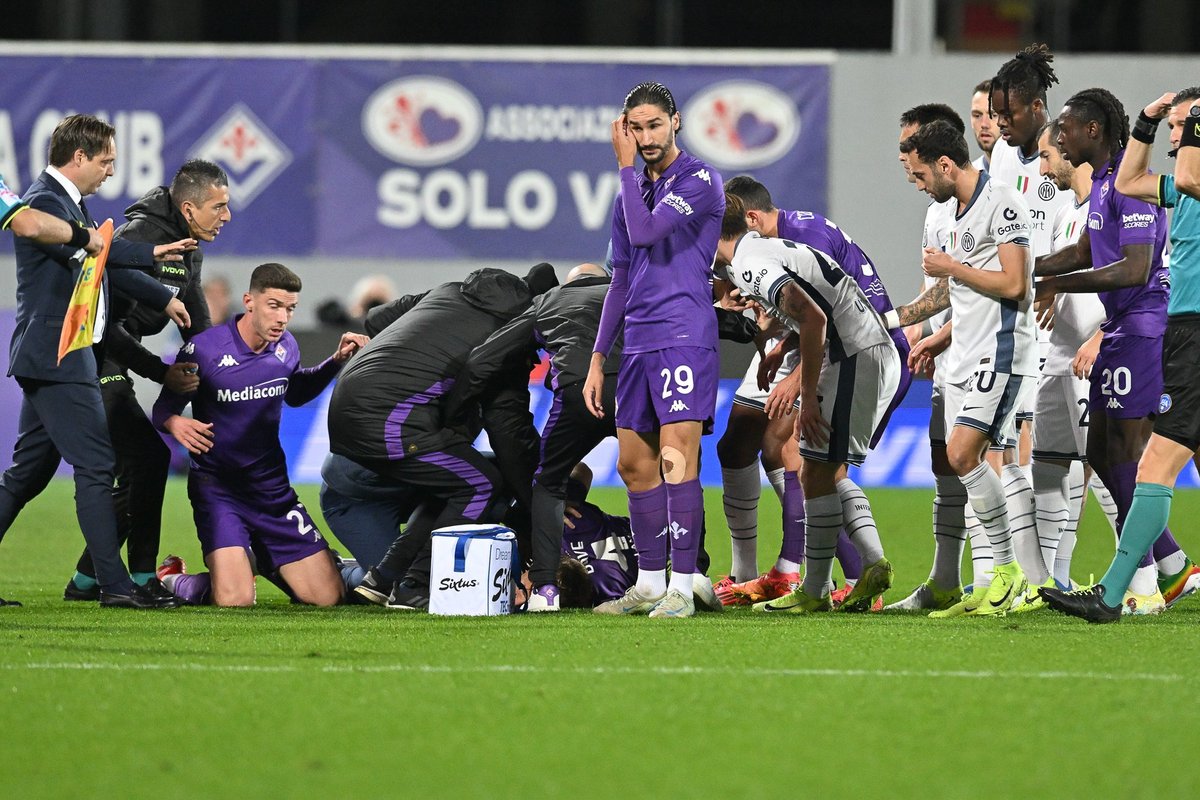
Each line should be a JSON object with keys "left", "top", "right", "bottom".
{"left": 0, "top": 50, "right": 828, "bottom": 259}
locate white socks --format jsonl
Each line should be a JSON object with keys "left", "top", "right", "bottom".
{"left": 1031, "top": 461, "right": 1070, "bottom": 585}
{"left": 837, "top": 478, "right": 885, "bottom": 565}
{"left": 800, "top": 493, "right": 842, "bottom": 599}
{"left": 721, "top": 464, "right": 762, "bottom": 582}
{"left": 961, "top": 461, "right": 1014, "bottom": 567}
{"left": 932, "top": 474, "right": 967, "bottom": 589}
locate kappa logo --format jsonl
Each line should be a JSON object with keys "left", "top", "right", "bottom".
{"left": 668, "top": 521, "right": 689, "bottom": 540}
{"left": 362, "top": 75, "right": 483, "bottom": 166}
{"left": 1107, "top": 396, "right": 1124, "bottom": 410}
{"left": 217, "top": 354, "right": 239, "bottom": 368}
{"left": 681, "top": 80, "right": 800, "bottom": 170}
{"left": 669, "top": 399, "right": 690, "bottom": 413}
{"left": 190, "top": 103, "right": 293, "bottom": 208}
{"left": 694, "top": 168, "right": 712, "bottom": 185}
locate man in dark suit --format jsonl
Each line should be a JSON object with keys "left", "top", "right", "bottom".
{"left": 0, "top": 114, "right": 195, "bottom": 608}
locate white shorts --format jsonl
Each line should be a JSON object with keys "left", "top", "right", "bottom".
{"left": 1016, "top": 338, "right": 1051, "bottom": 420}
{"left": 800, "top": 343, "right": 900, "bottom": 466}
{"left": 945, "top": 370, "right": 1031, "bottom": 450}
{"left": 1031, "top": 373, "right": 1090, "bottom": 462}
{"left": 732, "top": 346, "right": 799, "bottom": 410}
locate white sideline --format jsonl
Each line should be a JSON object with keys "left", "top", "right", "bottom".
{"left": 0, "top": 662, "right": 1184, "bottom": 682}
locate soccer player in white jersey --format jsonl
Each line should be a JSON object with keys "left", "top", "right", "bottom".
{"left": 1018, "top": 120, "right": 1107, "bottom": 604}
{"left": 985, "top": 47, "right": 1072, "bottom": 579}
{"left": 885, "top": 120, "right": 1039, "bottom": 617}
{"left": 970, "top": 79, "right": 998, "bottom": 172}
{"left": 887, "top": 105, "right": 978, "bottom": 611}
{"left": 714, "top": 195, "right": 901, "bottom": 613}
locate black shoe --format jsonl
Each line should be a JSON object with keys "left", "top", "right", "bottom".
{"left": 64, "top": 577, "right": 101, "bottom": 601}
{"left": 138, "top": 577, "right": 180, "bottom": 604}
{"left": 100, "top": 582, "right": 181, "bottom": 609}
{"left": 1039, "top": 584, "right": 1121, "bottom": 624}
{"left": 385, "top": 579, "right": 429, "bottom": 611}
{"left": 352, "top": 568, "right": 393, "bottom": 606}
{"left": 0, "top": 596, "right": 21, "bottom": 607}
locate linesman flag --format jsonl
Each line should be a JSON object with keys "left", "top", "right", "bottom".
{"left": 57, "top": 218, "right": 113, "bottom": 364}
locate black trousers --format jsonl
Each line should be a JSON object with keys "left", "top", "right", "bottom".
{"left": 528, "top": 379, "right": 617, "bottom": 585}
{"left": 76, "top": 371, "right": 170, "bottom": 577}
{"left": 355, "top": 442, "right": 505, "bottom": 583}
{"left": 0, "top": 377, "right": 130, "bottom": 590}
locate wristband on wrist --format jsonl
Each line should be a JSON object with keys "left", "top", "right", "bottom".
{"left": 1131, "top": 112, "right": 1159, "bottom": 144}
{"left": 883, "top": 309, "right": 901, "bottom": 330}
{"left": 68, "top": 224, "right": 91, "bottom": 249}
{"left": 1181, "top": 112, "right": 1200, "bottom": 150}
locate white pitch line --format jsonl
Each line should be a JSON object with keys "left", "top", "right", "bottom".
{"left": 0, "top": 662, "right": 1184, "bottom": 682}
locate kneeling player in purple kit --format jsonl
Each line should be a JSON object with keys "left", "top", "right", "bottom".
{"left": 153, "top": 263, "right": 367, "bottom": 606}
{"left": 715, "top": 194, "right": 901, "bottom": 613}
{"left": 582, "top": 81, "right": 724, "bottom": 619}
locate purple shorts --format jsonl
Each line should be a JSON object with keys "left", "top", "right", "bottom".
{"left": 614, "top": 346, "right": 718, "bottom": 434}
{"left": 1089, "top": 334, "right": 1164, "bottom": 419}
{"left": 187, "top": 469, "right": 329, "bottom": 570}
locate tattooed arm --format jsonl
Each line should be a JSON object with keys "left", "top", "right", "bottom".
{"left": 886, "top": 277, "right": 950, "bottom": 328}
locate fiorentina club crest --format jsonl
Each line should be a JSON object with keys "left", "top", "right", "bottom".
{"left": 275, "top": 344, "right": 287, "bottom": 362}
{"left": 191, "top": 103, "right": 293, "bottom": 207}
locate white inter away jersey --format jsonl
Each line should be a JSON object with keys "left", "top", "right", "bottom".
{"left": 1043, "top": 199, "right": 1106, "bottom": 376}
{"left": 989, "top": 138, "right": 1072, "bottom": 258}
{"left": 722, "top": 231, "right": 891, "bottom": 364}
{"left": 945, "top": 172, "right": 1039, "bottom": 381}
{"left": 922, "top": 197, "right": 958, "bottom": 383}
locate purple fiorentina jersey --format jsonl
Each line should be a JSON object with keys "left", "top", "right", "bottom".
{"left": 561, "top": 502, "right": 637, "bottom": 604}
{"left": 153, "top": 316, "right": 339, "bottom": 479}
{"left": 776, "top": 209, "right": 895, "bottom": 315}
{"left": 1088, "top": 150, "right": 1170, "bottom": 337}
{"left": 597, "top": 151, "right": 723, "bottom": 356}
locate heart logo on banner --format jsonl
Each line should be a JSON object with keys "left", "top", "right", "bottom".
{"left": 735, "top": 112, "right": 779, "bottom": 149}
{"left": 419, "top": 107, "right": 462, "bottom": 145}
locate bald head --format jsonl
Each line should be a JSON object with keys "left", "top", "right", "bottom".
{"left": 566, "top": 263, "right": 608, "bottom": 283}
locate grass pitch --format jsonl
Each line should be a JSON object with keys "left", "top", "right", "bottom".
{"left": 2, "top": 479, "right": 1198, "bottom": 798}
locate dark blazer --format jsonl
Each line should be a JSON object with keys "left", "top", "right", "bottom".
{"left": 8, "top": 171, "right": 172, "bottom": 384}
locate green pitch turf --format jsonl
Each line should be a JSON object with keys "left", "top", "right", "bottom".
{"left": 2, "top": 479, "right": 1198, "bottom": 798}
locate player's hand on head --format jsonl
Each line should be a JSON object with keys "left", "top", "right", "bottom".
{"left": 1144, "top": 92, "right": 1177, "bottom": 120}
{"left": 611, "top": 115, "right": 636, "bottom": 168}
{"left": 165, "top": 297, "right": 191, "bottom": 329}
{"left": 334, "top": 332, "right": 369, "bottom": 362}
{"left": 165, "top": 362, "right": 200, "bottom": 394}
{"left": 563, "top": 503, "right": 583, "bottom": 530}
{"left": 153, "top": 238, "right": 198, "bottom": 261}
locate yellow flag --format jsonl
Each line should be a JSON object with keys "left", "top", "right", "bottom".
{"left": 57, "top": 218, "right": 113, "bottom": 364}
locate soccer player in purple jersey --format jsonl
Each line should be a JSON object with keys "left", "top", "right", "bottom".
{"left": 1034, "top": 89, "right": 1187, "bottom": 612}
{"left": 153, "top": 263, "right": 367, "bottom": 607}
{"left": 583, "top": 81, "right": 724, "bottom": 619}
